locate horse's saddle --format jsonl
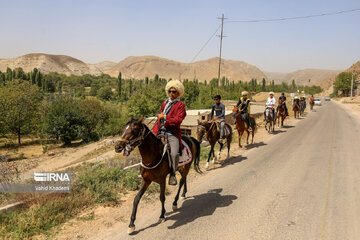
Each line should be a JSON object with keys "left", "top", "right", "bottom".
{"left": 178, "top": 140, "right": 192, "bottom": 167}
{"left": 214, "top": 121, "right": 231, "bottom": 136}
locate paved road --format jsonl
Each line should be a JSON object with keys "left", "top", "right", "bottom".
{"left": 107, "top": 101, "right": 360, "bottom": 240}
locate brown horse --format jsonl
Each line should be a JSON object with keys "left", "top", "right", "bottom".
{"left": 115, "top": 117, "right": 201, "bottom": 234}
{"left": 293, "top": 101, "right": 300, "bottom": 118}
{"left": 197, "top": 120, "right": 232, "bottom": 169}
{"left": 310, "top": 97, "right": 315, "bottom": 111}
{"left": 277, "top": 99, "right": 287, "bottom": 127}
{"left": 233, "top": 107, "right": 255, "bottom": 148}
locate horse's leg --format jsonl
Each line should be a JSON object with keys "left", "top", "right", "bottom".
{"left": 227, "top": 138, "right": 231, "bottom": 160}
{"left": 206, "top": 144, "right": 214, "bottom": 169}
{"left": 159, "top": 182, "right": 166, "bottom": 222}
{"left": 246, "top": 130, "right": 250, "bottom": 145}
{"left": 172, "top": 176, "right": 185, "bottom": 210}
{"left": 182, "top": 177, "right": 187, "bottom": 199}
{"left": 216, "top": 142, "right": 223, "bottom": 162}
{"left": 251, "top": 130, "right": 254, "bottom": 144}
{"left": 238, "top": 130, "right": 243, "bottom": 148}
{"left": 128, "top": 179, "right": 151, "bottom": 234}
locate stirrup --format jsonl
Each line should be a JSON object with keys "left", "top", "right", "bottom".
{"left": 248, "top": 127, "right": 253, "bottom": 132}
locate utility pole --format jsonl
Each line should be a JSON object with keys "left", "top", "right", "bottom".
{"left": 217, "top": 13, "right": 227, "bottom": 94}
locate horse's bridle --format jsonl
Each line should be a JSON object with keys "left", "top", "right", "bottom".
{"left": 119, "top": 124, "right": 150, "bottom": 151}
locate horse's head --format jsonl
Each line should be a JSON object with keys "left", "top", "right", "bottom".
{"left": 196, "top": 120, "right": 206, "bottom": 143}
{"left": 265, "top": 108, "right": 270, "bottom": 116}
{"left": 232, "top": 106, "right": 239, "bottom": 113}
{"left": 115, "top": 117, "right": 145, "bottom": 156}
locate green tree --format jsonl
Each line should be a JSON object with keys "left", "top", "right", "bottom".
{"left": 117, "top": 72, "right": 122, "bottom": 98}
{"left": 261, "top": 78, "right": 266, "bottom": 92}
{"left": 291, "top": 79, "right": 296, "bottom": 91}
{"left": 145, "top": 76, "right": 149, "bottom": 85}
{"left": 35, "top": 71, "right": 42, "bottom": 87}
{"left": 78, "top": 98, "right": 109, "bottom": 142}
{"left": 154, "top": 74, "right": 159, "bottom": 82}
{"left": 127, "top": 93, "right": 153, "bottom": 117}
{"left": 44, "top": 97, "right": 83, "bottom": 144}
{"left": 0, "top": 80, "right": 42, "bottom": 145}
{"left": 333, "top": 72, "right": 354, "bottom": 96}
{"left": 97, "top": 86, "right": 113, "bottom": 101}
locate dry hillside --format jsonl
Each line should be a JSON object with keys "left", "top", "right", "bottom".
{"left": 94, "top": 61, "right": 117, "bottom": 71}
{"left": 316, "top": 61, "right": 360, "bottom": 92}
{"left": 0, "top": 53, "right": 102, "bottom": 76}
{"left": 104, "top": 56, "right": 267, "bottom": 82}
{"left": 265, "top": 69, "right": 340, "bottom": 85}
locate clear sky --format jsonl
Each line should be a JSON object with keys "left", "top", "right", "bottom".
{"left": 0, "top": 0, "right": 359, "bottom": 72}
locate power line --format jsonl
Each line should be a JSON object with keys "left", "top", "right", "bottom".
{"left": 226, "top": 8, "right": 360, "bottom": 23}
{"left": 189, "top": 24, "right": 221, "bottom": 63}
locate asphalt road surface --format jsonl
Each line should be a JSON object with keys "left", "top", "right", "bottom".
{"left": 107, "top": 101, "right": 360, "bottom": 240}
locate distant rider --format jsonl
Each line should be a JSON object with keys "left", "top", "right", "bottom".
{"left": 210, "top": 95, "right": 226, "bottom": 142}
{"left": 265, "top": 92, "right": 276, "bottom": 120}
{"left": 236, "top": 91, "right": 252, "bottom": 132}
{"left": 277, "top": 92, "right": 289, "bottom": 116}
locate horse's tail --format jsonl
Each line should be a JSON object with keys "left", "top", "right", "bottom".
{"left": 191, "top": 137, "right": 202, "bottom": 174}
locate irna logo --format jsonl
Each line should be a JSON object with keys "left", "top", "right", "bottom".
{"left": 34, "top": 172, "right": 71, "bottom": 182}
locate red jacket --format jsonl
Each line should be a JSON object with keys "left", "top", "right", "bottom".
{"left": 153, "top": 101, "right": 186, "bottom": 148}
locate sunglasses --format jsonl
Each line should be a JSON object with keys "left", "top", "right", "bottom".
{"left": 168, "top": 90, "right": 177, "bottom": 94}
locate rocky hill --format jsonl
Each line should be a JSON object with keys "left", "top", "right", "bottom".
{"left": 0, "top": 53, "right": 102, "bottom": 76}
{"left": 104, "top": 56, "right": 267, "bottom": 82}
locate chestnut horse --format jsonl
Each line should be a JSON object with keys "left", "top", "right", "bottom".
{"left": 233, "top": 107, "right": 255, "bottom": 148}
{"left": 310, "top": 97, "right": 315, "bottom": 111}
{"left": 196, "top": 120, "right": 232, "bottom": 169}
{"left": 293, "top": 101, "right": 300, "bottom": 118}
{"left": 115, "top": 117, "right": 201, "bottom": 234}
{"left": 277, "top": 99, "right": 286, "bottom": 127}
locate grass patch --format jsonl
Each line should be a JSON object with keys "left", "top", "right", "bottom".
{"left": 0, "top": 162, "right": 141, "bottom": 239}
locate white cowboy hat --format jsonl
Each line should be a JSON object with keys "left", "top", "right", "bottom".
{"left": 165, "top": 79, "right": 185, "bottom": 97}
{"left": 269, "top": 92, "right": 275, "bottom": 95}
{"left": 242, "top": 91, "right": 248, "bottom": 96}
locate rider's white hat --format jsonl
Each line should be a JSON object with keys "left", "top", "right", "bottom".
{"left": 242, "top": 91, "right": 248, "bottom": 96}
{"left": 269, "top": 92, "right": 275, "bottom": 95}
{"left": 165, "top": 79, "right": 184, "bottom": 97}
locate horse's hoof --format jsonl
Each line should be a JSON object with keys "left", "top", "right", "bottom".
{"left": 205, "top": 162, "right": 209, "bottom": 169}
{"left": 159, "top": 217, "right": 166, "bottom": 223}
{"left": 181, "top": 196, "right": 186, "bottom": 200}
{"left": 128, "top": 226, "right": 135, "bottom": 234}
{"left": 172, "top": 204, "right": 178, "bottom": 211}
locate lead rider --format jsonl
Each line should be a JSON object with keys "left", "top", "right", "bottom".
{"left": 152, "top": 80, "right": 186, "bottom": 186}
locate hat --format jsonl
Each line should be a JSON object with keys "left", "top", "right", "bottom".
{"left": 269, "top": 92, "right": 275, "bottom": 95}
{"left": 165, "top": 79, "right": 185, "bottom": 97}
{"left": 214, "top": 95, "right": 221, "bottom": 100}
{"left": 242, "top": 91, "right": 248, "bottom": 96}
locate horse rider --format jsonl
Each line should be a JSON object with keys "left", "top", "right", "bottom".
{"left": 277, "top": 92, "right": 289, "bottom": 116}
{"left": 300, "top": 96, "right": 306, "bottom": 109}
{"left": 235, "top": 91, "right": 252, "bottom": 132}
{"left": 210, "top": 95, "right": 226, "bottom": 142}
{"left": 153, "top": 79, "right": 186, "bottom": 185}
{"left": 310, "top": 95, "right": 315, "bottom": 103}
{"left": 264, "top": 92, "right": 276, "bottom": 120}
{"left": 294, "top": 96, "right": 300, "bottom": 107}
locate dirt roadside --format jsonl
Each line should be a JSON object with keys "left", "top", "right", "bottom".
{"left": 43, "top": 106, "right": 313, "bottom": 240}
